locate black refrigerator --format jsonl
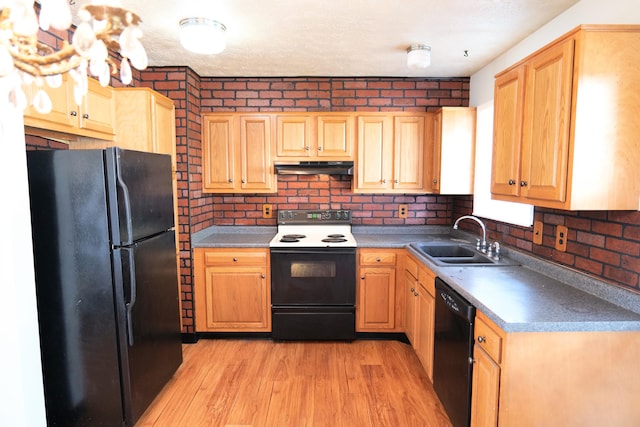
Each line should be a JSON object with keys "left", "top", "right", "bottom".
{"left": 27, "top": 148, "right": 183, "bottom": 427}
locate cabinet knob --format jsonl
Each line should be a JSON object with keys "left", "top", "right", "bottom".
{"left": 410, "top": 287, "right": 415, "bottom": 293}
{"left": 318, "top": 146, "right": 323, "bottom": 151}
{"left": 261, "top": 274, "right": 265, "bottom": 279}
{"left": 394, "top": 179, "right": 399, "bottom": 184}
{"left": 233, "top": 257, "right": 238, "bottom": 262}
{"left": 360, "top": 276, "right": 365, "bottom": 280}
{"left": 228, "top": 179, "right": 233, "bottom": 183}
{"left": 433, "top": 179, "right": 438, "bottom": 184}
{"left": 508, "top": 179, "right": 516, "bottom": 185}
{"left": 376, "top": 257, "right": 381, "bottom": 262}
{"left": 83, "top": 113, "right": 89, "bottom": 119}
{"left": 477, "top": 336, "right": 486, "bottom": 343}
{"left": 305, "top": 146, "right": 310, "bottom": 151}
{"left": 520, "top": 180, "right": 528, "bottom": 187}
{"left": 242, "top": 179, "right": 246, "bottom": 183}
{"left": 413, "top": 291, "right": 419, "bottom": 296}
{"left": 70, "top": 111, "right": 78, "bottom": 116}
{"left": 382, "top": 179, "right": 387, "bottom": 184}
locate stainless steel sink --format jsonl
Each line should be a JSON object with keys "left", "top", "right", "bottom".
{"left": 410, "top": 241, "right": 516, "bottom": 266}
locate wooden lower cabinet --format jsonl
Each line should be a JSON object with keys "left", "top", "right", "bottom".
{"left": 356, "top": 249, "right": 401, "bottom": 331}
{"left": 471, "top": 311, "right": 640, "bottom": 426}
{"left": 404, "top": 253, "right": 435, "bottom": 380}
{"left": 194, "top": 248, "right": 271, "bottom": 332}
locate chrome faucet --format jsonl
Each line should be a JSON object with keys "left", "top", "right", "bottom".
{"left": 452, "top": 215, "right": 487, "bottom": 252}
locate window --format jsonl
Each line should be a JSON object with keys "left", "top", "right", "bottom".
{"left": 472, "top": 101, "right": 533, "bottom": 227}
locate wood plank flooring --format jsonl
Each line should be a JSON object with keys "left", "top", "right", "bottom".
{"left": 136, "top": 339, "right": 452, "bottom": 427}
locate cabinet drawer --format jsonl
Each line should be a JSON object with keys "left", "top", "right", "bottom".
{"left": 204, "top": 251, "right": 267, "bottom": 266}
{"left": 404, "top": 255, "right": 418, "bottom": 278}
{"left": 475, "top": 316, "right": 503, "bottom": 363}
{"left": 360, "top": 251, "right": 396, "bottom": 266}
{"left": 418, "top": 266, "right": 435, "bottom": 297}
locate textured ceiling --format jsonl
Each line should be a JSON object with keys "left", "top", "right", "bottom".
{"left": 72, "top": 0, "right": 580, "bottom": 78}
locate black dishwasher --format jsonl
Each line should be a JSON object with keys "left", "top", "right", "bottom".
{"left": 433, "top": 277, "right": 476, "bottom": 427}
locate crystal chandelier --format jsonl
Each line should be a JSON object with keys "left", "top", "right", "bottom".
{"left": 0, "top": 0, "right": 148, "bottom": 114}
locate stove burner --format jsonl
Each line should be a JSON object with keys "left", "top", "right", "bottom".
{"left": 283, "top": 234, "right": 306, "bottom": 239}
{"left": 321, "top": 237, "right": 348, "bottom": 243}
{"left": 327, "top": 234, "right": 345, "bottom": 238}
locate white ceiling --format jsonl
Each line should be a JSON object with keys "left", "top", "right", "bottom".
{"left": 72, "top": 0, "right": 580, "bottom": 78}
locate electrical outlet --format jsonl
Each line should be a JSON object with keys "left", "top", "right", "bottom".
{"left": 533, "top": 220, "right": 543, "bottom": 245}
{"left": 262, "top": 204, "right": 272, "bottom": 218}
{"left": 399, "top": 204, "right": 408, "bottom": 218}
{"left": 555, "top": 225, "right": 568, "bottom": 252}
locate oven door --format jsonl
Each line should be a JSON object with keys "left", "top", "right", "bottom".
{"left": 270, "top": 248, "right": 356, "bottom": 306}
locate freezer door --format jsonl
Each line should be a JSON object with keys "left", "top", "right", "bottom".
{"left": 118, "top": 231, "right": 182, "bottom": 424}
{"left": 106, "top": 148, "right": 174, "bottom": 245}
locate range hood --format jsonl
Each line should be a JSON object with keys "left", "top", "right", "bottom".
{"left": 274, "top": 161, "right": 354, "bottom": 175}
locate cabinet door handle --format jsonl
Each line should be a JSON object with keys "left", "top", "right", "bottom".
{"left": 305, "top": 146, "right": 310, "bottom": 151}
{"left": 261, "top": 274, "right": 265, "bottom": 279}
{"left": 508, "top": 179, "right": 516, "bottom": 185}
{"left": 410, "top": 287, "right": 415, "bottom": 292}
{"left": 360, "top": 276, "right": 365, "bottom": 280}
{"left": 70, "top": 111, "right": 78, "bottom": 116}
{"left": 233, "top": 257, "right": 238, "bottom": 262}
{"left": 520, "top": 181, "right": 528, "bottom": 187}
{"left": 83, "top": 113, "right": 89, "bottom": 119}
{"left": 394, "top": 179, "right": 399, "bottom": 184}
{"left": 318, "top": 146, "right": 323, "bottom": 151}
{"left": 433, "top": 179, "right": 438, "bottom": 184}
{"left": 241, "top": 179, "right": 246, "bottom": 184}
{"left": 376, "top": 257, "right": 381, "bottom": 262}
{"left": 228, "top": 179, "right": 233, "bottom": 183}
{"left": 382, "top": 179, "right": 387, "bottom": 184}
{"left": 477, "top": 336, "right": 486, "bottom": 343}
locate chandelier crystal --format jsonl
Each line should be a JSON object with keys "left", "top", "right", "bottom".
{"left": 0, "top": 0, "right": 148, "bottom": 114}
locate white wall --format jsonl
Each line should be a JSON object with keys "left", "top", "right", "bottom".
{"left": 0, "top": 107, "right": 46, "bottom": 425}
{"left": 471, "top": 0, "right": 640, "bottom": 106}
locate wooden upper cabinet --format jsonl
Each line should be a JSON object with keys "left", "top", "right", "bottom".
{"left": 491, "top": 67, "right": 525, "bottom": 197}
{"left": 393, "top": 115, "right": 425, "bottom": 191}
{"left": 202, "top": 114, "right": 236, "bottom": 192}
{"left": 275, "top": 113, "right": 354, "bottom": 160}
{"left": 275, "top": 115, "right": 312, "bottom": 157}
{"left": 24, "top": 76, "right": 115, "bottom": 140}
{"left": 430, "top": 107, "right": 476, "bottom": 194}
{"left": 355, "top": 113, "right": 431, "bottom": 194}
{"left": 202, "top": 114, "right": 275, "bottom": 193}
{"left": 491, "top": 25, "right": 640, "bottom": 210}
{"left": 316, "top": 115, "right": 354, "bottom": 158}
{"left": 239, "top": 115, "right": 274, "bottom": 192}
{"left": 355, "top": 115, "right": 393, "bottom": 192}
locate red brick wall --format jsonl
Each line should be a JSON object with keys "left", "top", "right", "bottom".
{"left": 24, "top": 135, "right": 69, "bottom": 151}
{"left": 453, "top": 197, "right": 640, "bottom": 293}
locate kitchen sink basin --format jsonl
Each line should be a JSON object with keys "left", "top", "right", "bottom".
{"left": 410, "top": 241, "right": 516, "bottom": 267}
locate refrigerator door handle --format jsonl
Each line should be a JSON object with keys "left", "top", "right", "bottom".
{"left": 116, "top": 157, "right": 134, "bottom": 245}
{"left": 123, "top": 246, "right": 137, "bottom": 347}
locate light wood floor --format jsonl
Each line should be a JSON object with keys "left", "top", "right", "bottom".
{"left": 136, "top": 339, "right": 452, "bottom": 427}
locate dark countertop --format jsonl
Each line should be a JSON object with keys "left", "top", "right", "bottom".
{"left": 191, "top": 225, "right": 640, "bottom": 333}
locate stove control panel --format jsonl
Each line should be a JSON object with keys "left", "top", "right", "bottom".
{"left": 278, "top": 209, "right": 352, "bottom": 225}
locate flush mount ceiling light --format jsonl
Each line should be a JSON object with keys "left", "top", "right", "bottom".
{"left": 179, "top": 17, "right": 226, "bottom": 55}
{"left": 407, "top": 44, "right": 431, "bottom": 70}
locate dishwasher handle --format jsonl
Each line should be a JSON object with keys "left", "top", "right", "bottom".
{"left": 435, "top": 277, "right": 476, "bottom": 322}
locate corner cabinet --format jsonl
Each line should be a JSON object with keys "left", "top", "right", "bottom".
{"left": 404, "top": 254, "right": 435, "bottom": 381}
{"left": 355, "top": 113, "right": 429, "bottom": 193}
{"left": 491, "top": 25, "right": 640, "bottom": 210}
{"left": 202, "top": 114, "right": 276, "bottom": 193}
{"left": 356, "top": 249, "right": 401, "bottom": 331}
{"left": 193, "top": 248, "right": 271, "bottom": 332}
{"left": 429, "top": 107, "right": 476, "bottom": 194}
{"left": 24, "top": 76, "right": 115, "bottom": 140}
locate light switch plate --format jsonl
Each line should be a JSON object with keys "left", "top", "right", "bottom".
{"left": 533, "top": 220, "right": 543, "bottom": 245}
{"left": 555, "top": 225, "right": 568, "bottom": 252}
